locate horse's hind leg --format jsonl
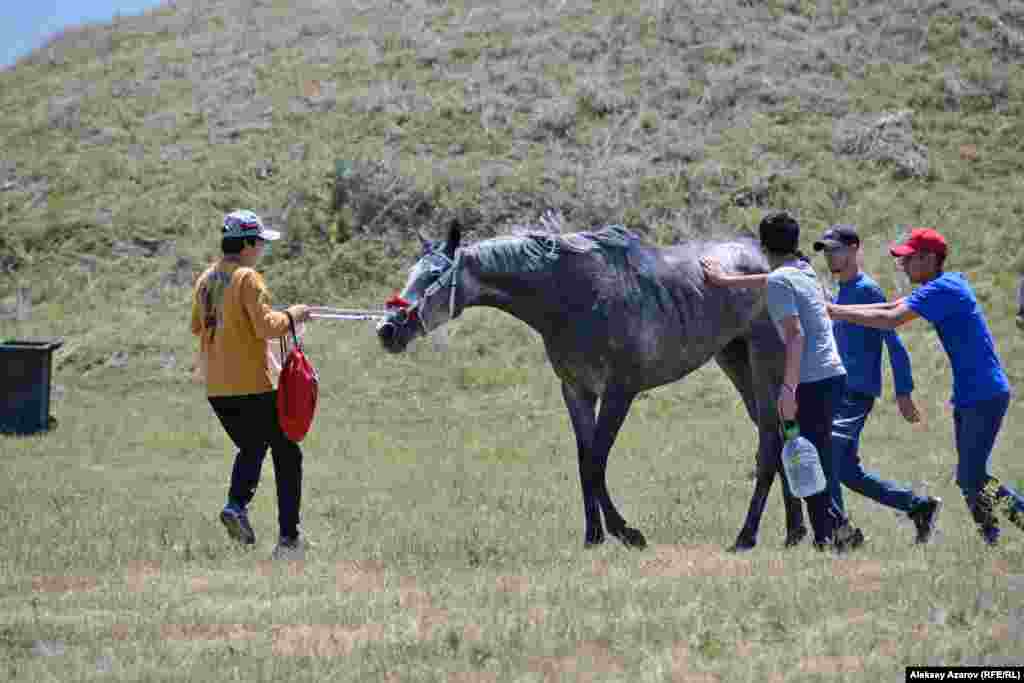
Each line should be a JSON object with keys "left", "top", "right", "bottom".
{"left": 748, "top": 320, "right": 807, "bottom": 547}
{"left": 715, "top": 339, "right": 768, "bottom": 550}
{"left": 716, "top": 336, "right": 805, "bottom": 550}
{"left": 736, "top": 427, "right": 792, "bottom": 550}
{"left": 594, "top": 385, "right": 646, "bottom": 548}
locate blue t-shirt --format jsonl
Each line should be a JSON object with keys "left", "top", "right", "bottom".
{"left": 905, "top": 272, "right": 1011, "bottom": 407}
{"left": 833, "top": 273, "right": 914, "bottom": 398}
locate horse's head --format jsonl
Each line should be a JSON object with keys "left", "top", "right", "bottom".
{"left": 377, "top": 220, "right": 462, "bottom": 353}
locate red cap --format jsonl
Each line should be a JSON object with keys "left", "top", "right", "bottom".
{"left": 890, "top": 228, "right": 948, "bottom": 258}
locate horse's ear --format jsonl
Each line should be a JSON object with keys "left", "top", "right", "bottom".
{"left": 417, "top": 230, "right": 431, "bottom": 255}
{"left": 444, "top": 219, "right": 462, "bottom": 259}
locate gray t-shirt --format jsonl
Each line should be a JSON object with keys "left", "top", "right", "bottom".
{"left": 766, "top": 260, "right": 845, "bottom": 385}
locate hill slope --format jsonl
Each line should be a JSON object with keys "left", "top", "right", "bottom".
{"left": 2, "top": 0, "right": 1024, "bottom": 371}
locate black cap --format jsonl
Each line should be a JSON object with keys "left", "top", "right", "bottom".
{"left": 813, "top": 224, "right": 860, "bottom": 252}
{"left": 759, "top": 212, "right": 800, "bottom": 254}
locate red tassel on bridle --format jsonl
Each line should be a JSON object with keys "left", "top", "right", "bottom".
{"left": 385, "top": 293, "right": 417, "bottom": 320}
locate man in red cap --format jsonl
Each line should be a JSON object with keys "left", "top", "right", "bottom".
{"left": 827, "top": 228, "right": 1023, "bottom": 545}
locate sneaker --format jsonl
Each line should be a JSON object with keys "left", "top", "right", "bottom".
{"left": 994, "top": 496, "right": 1024, "bottom": 534}
{"left": 219, "top": 505, "right": 255, "bottom": 545}
{"left": 1004, "top": 506, "right": 1024, "bottom": 533}
{"left": 969, "top": 491, "right": 1001, "bottom": 546}
{"left": 909, "top": 497, "right": 943, "bottom": 545}
{"left": 272, "top": 535, "right": 305, "bottom": 561}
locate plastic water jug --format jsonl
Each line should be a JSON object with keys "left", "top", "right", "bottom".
{"left": 781, "top": 420, "right": 826, "bottom": 498}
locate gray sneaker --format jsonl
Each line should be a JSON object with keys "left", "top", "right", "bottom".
{"left": 271, "top": 535, "right": 305, "bottom": 561}
{"left": 220, "top": 506, "right": 256, "bottom": 545}
{"left": 909, "top": 497, "right": 942, "bottom": 545}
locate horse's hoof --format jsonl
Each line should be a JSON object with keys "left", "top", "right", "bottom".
{"left": 728, "top": 536, "right": 756, "bottom": 553}
{"left": 611, "top": 526, "right": 647, "bottom": 549}
{"left": 784, "top": 526, "right": 808, "bottom": 548}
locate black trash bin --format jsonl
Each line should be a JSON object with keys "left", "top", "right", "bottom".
{"left": 1, "top": 339, "right": 63, "bottom": 435}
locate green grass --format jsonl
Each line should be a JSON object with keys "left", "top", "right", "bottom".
{"left": 3, "top": 0, "right": 1024, "bottom": 680}
{"left": 3, "top": 299, "right": 1024, "bottom": 681}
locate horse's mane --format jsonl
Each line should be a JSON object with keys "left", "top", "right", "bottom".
{"left": 469, "top": 224, "right": 641, "bottom": 274}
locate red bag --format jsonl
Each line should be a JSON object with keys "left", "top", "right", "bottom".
{"left": 277, "top": 312, "right": 318, "bottom": 442}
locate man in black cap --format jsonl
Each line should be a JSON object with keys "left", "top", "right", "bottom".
{"left": 814, "top": 224, "right": 942, "bottom": 544}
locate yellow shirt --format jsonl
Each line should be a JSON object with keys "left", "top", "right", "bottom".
{"left": 190, "top": 260, "right": 292, "bottom": 397}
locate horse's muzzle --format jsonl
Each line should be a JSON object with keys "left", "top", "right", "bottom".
{"left": 376, "top": 318, "right": 412, "bottom": 353}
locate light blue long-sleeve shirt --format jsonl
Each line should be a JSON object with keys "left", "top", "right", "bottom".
{"left": 832, "top": 273, "right": 914, "bottom": 397}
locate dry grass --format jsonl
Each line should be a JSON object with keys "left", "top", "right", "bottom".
{"left": 161, "top": 623, "right": 259, "bottom": 641}
{"left": 271, "top": 623, "right": 386, "bottom": 657}
{"left": 30, "top": 575, "right": 98, "bottom": 594}
{"left": 335, "top": 559, "right": 386, "bottom": 592}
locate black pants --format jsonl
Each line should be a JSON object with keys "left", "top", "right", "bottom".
{"left": 795, "top": 374, "right": 847, "bottom": 544}
{"left": 209, "top": 391, "right": 302, "bottom": 539}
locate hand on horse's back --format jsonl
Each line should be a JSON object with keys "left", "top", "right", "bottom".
{"left": 700, "top": 256, "right": 728, "bottom": 286}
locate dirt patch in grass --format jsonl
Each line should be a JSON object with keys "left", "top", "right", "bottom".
{"left": 161, "top": 623, "right": 258, "bottom": 640}
{"left": 271, "top": 623, "right": 386, "bottom": 656}
{"left": 524, "top": 607, "right": 547, "bottom": 626}
{"left": 336, "top": 560, "right": 386, "bottom": 592}
{"left": 447, "top": 673, "right": 497, "bottom": 683}
{"left": 991, "top": 558, "right": 1011, "bottom": 575}
{"left": 257, "top": 559, "right": 305, "bottom": 577}
{"left": 462, "top": 622, "right": 484, "bottom": 643}
{"left": 640, "top": 545, "right": 754, "bottom": 578}
{"left": 843, "top": 608, "right": 872, "bottom": 626}
{"left": 31, "top": 575, "right": 98, "bottom": 593}
{"left": 189, "top": 576, "right": 211, "bottom": 592}
{"left": 125, "top": 560, "right": 160, "bottom": 592}
{"left": 987, "top": 617, "right": 1023, "bottom": 642}
{"left": 399, "top": 576, "right": 433, "bottom": 609}
{"left": 798, "top": 655, "right": 864, "bottom": 674}
{"left": 495, "top": 574, "right": 529, "bottom": 594}
{"left": 833, "top": 559, "right": 885, "bottom": 593}
{"left": 528, "top": 639, "right": 625, "bottom": 682}
{"left": 411, "top": 607, "right": 450, "bottom": 641}
{"left": 673, "top": 672, "right": 721, "bottom": 683}
{"left": 670, "top": 642, "right": 691, "bottom": 670}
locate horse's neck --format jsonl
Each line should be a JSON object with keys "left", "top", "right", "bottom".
{"left": 460, "top": 243, "right": 560, "bottom": 337}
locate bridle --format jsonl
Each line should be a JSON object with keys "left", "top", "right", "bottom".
{"left": 386, "top": 248, "right": 463, "bottom": 334}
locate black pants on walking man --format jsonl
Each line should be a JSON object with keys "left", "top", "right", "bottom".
{"left": 209, "top": 391, "right": 302, "bottom": 540}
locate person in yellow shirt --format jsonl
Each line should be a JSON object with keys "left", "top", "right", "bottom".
{"left": 191, "top": 210, "right": 311, "bottom": 560}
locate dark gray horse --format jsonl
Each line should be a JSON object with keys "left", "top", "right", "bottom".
{"left": 377, "top": 217, "right": 805, "bottom": 550}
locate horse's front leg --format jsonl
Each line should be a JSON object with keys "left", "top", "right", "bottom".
{"left": 561, "top": 382, "right": 603, "bottom": 546}
{"left": 593, "top": 386, "right": 646, "bottom": 549}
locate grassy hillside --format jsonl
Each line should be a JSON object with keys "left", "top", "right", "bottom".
{"left": 2, "top": 1, "right": 1024, "bottom": 681}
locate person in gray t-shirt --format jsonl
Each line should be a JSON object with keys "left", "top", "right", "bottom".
{"left": 701, "top": 212, "right": 861, "bottom": 552}
{"left": 765, "top": 259, "right": 845, "bottom": 384}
